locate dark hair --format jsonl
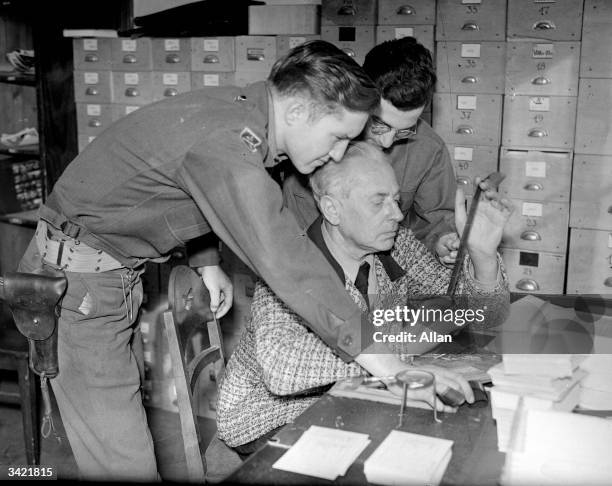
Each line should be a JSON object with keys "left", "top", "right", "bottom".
{"left": 362, "top": 37, "right": 436, "bottom": 111}
{"left": 268, "top": 40, "right": 379, "bottom": 114}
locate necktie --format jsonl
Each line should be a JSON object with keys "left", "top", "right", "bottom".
{"left": 354, "top": 262, "right": 370, "bottom": 307}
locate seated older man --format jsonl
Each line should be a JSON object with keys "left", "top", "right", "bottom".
{"left": 215, "top": 141, "right": 512, "bottom": 456}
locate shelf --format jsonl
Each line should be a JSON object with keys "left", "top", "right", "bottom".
{"left": 0, "top": 71, "right": 35, "bottom": 86}
{"left": 0, "top": 209, "right": 39, "bottom": 228}
{"left": 0, "top": 146, "right": 39, "bottom": 158}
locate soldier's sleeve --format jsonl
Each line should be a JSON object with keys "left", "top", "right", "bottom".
{"left": 176, "top": 127, "right": 381, "bottom": 361}
{"left": 281, "top": 172, "right": 320, "bottom": 230}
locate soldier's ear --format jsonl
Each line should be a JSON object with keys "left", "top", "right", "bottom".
{"left": 285, "top": 99, "right": 309, "bottom": 126}
{"left": 320, "top": 195, "right": 341, "bottom": 226}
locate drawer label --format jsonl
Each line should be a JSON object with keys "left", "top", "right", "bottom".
{"left": 204, "top": 39, "right": 220, "bottom": 52}
{"left": 88, "top": 135, "right": 96, "bottom": 143}
{"left": 124, "top": 73, "right": 139, "bottom": 85}
{"left": 164, "top": 39, "right": 180, "bottom": 51}
{"left": 462, "top": 0, "right": 482, "bottom": 3}
{"left": 83, "top": 39, "right": 98, "bottom": 51}
{"left": 125, "top": 106, "right": 139, "bottom": 115}
{"left": 522, "top": 202, "right": 543, "bottom": 217}
{"left": 457, "top": 96, "right": 477, "bottom": 110}
{"left": 86, "top": 104, "right": 102, "bottom": 116}
{"left": 162, "top": 73, "right": 179, "bottom": 85}
{"left": 454, "top": 147, "right": 473, "bottom": 161}
{"left": 121, "top": 39, "right": 137, "bottom": 52}
{"left": 532, "top": 43, "right": 554, "bottom": 59}
{"left": 529, "top": 97, "right": 550, "bottom": 111}
{"left": 461, "top": 44, "right": 481, "bottom": 58}
{"left": 204, "top": 74, "right": 220, "bottom": 86}
{"left": 84, "top": 72, "right": 99, "bottom": 84}
{"left": 608, "top": 233, "right": 612, "bottom": 248}
{"left": 394, "top": 28, "right": 414, "bottom": 38}
{"left": 525, "top": 161, "right": 546, "bottom": 178}
{"left": 289, "top": 37, "right": 307, "bottom": 49}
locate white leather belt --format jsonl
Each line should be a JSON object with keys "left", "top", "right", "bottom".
{"left": 35, "top": 220, "right": 124, "bottom": 273}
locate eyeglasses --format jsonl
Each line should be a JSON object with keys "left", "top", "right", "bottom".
{"left": 369, "top": 115, "right": 418, "bottom": 140}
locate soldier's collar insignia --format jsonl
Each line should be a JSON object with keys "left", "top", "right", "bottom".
{"left": 240, "top": 127, "right": 262, "bottom": 152}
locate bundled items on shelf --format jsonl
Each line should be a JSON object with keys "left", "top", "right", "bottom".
{"left": 5, "top": 48, "right": 35, "bottom": 74}
{"left": 0, "top": 127, "right": 39, "bottom": 150}
{"left": 578, "top": 354, "right": 612, "bottom": 410}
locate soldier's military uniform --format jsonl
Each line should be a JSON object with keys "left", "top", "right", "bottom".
{"left": 19, "top": 81, "right": 371, "bottom": 480}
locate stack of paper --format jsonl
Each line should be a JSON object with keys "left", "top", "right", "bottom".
{"left": 501, "top": 409, "right": 612, "bottom": 485}
{"left": 578, "top": 354, "right": 612, "bottom": 410}
{"left": 272, "top": 426, "right": 370, "bottom": 481}
{"left": 363, "top": 430, "right": 453, "bottom": 486}
{"left": 502, "top": 354, "right": 583, "bottom": 378}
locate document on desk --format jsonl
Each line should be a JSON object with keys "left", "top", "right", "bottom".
{"left": 272, "top": 425, "right": 371, "bottom": 480}
{"left": 363, "top": 430, "right": 453, "bottom": 486}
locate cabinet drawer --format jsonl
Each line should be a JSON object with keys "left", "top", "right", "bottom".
{"left": 448, "top": 145, "right": 499, "bottom": 196}
{"left": 575, "top": 79, "right": 612, "bottom": 155}
{"left": 436, "top": 0, "right": 507, "bottom": 41}
{"left": 276, "top": 35, "right": 321, "bottom": 59}
{"left": 432, "top": 93, "right": 502, "bottom": 146}
{"left": 321, "top": 26, "right": 375, "bottom": 65}
{"left": 151, "top": 72, "right": 192, "bottom": 102}
{"left": 581, "top": 0, "right": 612, "bottom": 78}
{"left": 505, "top": 41, "right": 579, "bottom": 96}
{"left": 235, "top": 36, "right": 277, "bottom": 73}
{"left": 190, "top": 37, "right": 235, "bottom": 72}
{"left": 321, "top": 0, "right": 377, "bottom": 26}
{"left": 78, "top": 134, "right": 96, "bottom": 153}
{"left": 567, "top": 229, "right": 612, "bottom": 294}
{"left": 375, "top": 26, "right": 434, "bottom": 56}
{"left": 378, "top": 0, "right": 435, "bottom": 25}
{"left": 76, "top": 102, "right": 113, "bottom": 136}
{"left": 507, "top": 0, "right": 584, "bottom": 41}
{"left": 73, "top": 38, "right": 112, "bottom": 71}
{"left": 436, "top": 42, "right": 505, "bottom": 94}
{"left": 500, "top": 248, "right": 566, "bottom": 294}
{"left": 499, "top": 148, "right": 572, "bottom": 203}
{"left": 502, "top": 95, "right": 577, "bottom": 149}
{"left": 190, "top": 72, "right": 236, "bottom": 89}
{"left": 110, "top": 38, "right": 153, "bottom": 71}
{"left": 110, "top": 104, "right": 141, "bottom": 122}
{"left": 151, "top": 38, "right": 191, "bottom": 71}
{"left": 111, "top": 72, "right": 154, "bottom": 105}
{"left": 73, "top": 70, "right": 113, "bottom": 103}
{"left": 570, "top": 155, "right": 612, "bottom": 231}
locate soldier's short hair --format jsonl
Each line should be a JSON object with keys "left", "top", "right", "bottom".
{"left": 268, "top": 40, "right": 379, "bottom": 116}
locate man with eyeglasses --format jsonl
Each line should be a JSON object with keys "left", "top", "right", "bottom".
{"left": 283, "top": 37, "right": 459, "bottom": 265}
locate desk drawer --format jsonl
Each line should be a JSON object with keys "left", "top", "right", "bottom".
{"left": 581, "top": 0, "right": 612, "bottom": 78}
{"left": 321, "top": 26, "right": 375, "bottom": 65}
{"left": 436, "top": 42, "right": 505, "bottom": 94}
{"left": 505, "top": 41, "right": 579, "bottom": 96}
{"left": 73, "top": 38, "right": 112, "bottom": 71}
{"left": 190, "top": 37, "right": 235, "bottom": 72}
{"left": 433, "top": 93, "right": 502, "bottom": 146}
{"left": 276, "top": 36, "right": 321, "bottom": 58}
{"left": 500, "top": 248, "right": 566, "bottom": 294}
{"left": 321, "top": 0, "right": 377, "bottom": 26}
{"left": 111, "top": 72, "right": 154, "bottom": 105}
{"left": 111, "top": 38, "right": 153, "bottom": 71}
{"left": 436, "top": 0, "right": 507, "bottom": 41}
{"left": 190, "top": 72, "right": 235, "bottom": 89}
{"left": 73, "top": 70, "right": 113, "bottom": 103}
{"left": 570, "top": 155, "right": 612, "bottom": 231}
{"left": 507, "top": 0, "right": 584, "bottom": 41}
{"left": 502, "top": 200, "right": 569, "bottom": 254}
{"left": 502, "top": 95, "right": 577, "bottom": 150}
{"left": 499, "top": 148, "right": 572, "bottom": 203}
{"left": 151, "top": 38, "right": 191, "bottom": 71}
{"left": 448, "top": 145, "right": 499, "bottom": 197}
{"left": 567, "top": 229, "right": 612, "bottom": 294}
{"left": 76, "top": 102, "right": 114, "bottom": 136}
{"left": 235, "top": 36, "right": 277, "bottom": 73}
{"left": 378, "top": 0, "right": 435, "bottom": 25}
{"left": 375, "top": 25, "right": 434, "bottom": 55}
{"left": 151, "top": 72, "right": 192, "bottom": 102}
{"left": 575, "top": 79, "right": 612, "bottom": 155}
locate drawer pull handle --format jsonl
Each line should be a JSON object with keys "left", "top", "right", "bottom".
{"left": 88, "top": 119, "right": 102, "bottom": 128}
{"left": 528, "top": 128, "right": 548, "bottom": 138}
{"left": 532, "top": 76, "right": 551, "bottom": 85}
{"left": 456, "top": 125, "right": 474, "bottom": 135}
{"left": 397, "top": 5, "right": 415, "bottom": 15}
{"left": 461, "top": 22, "right": 479, "bottom": 31}
{"left": 462, "top": 76, "right": 478, "bottom": 84}
{"left": 165, "top": 53, "right": 181, "bottom": 64}
{"left": 84, "top": 54, "right": 99, "bottom": 63}
{"left": 164, "top": 88, "right": 178, "bottom": 97}
{"left": 517, "top": 278, "right": 539, "bottom": 292}
{"left": 125, "top": 87, "right": 140, "bottom": 97}
{"left": 343, "top": 48, "right": 356, "bottom": 58}
{"left": 337, "top": 5, "right": 357, "bottom": 16}
{"left": 534, "top": 21, "right": 555, "bottom": 31}
{"left": 122, "top": 54, "right": 137, "bottom": 64}
{"left": 203, "top": 54, "right": 219, "bottom": 64}
{"left": 247, "top": 49, "right": 265, "bottom": 61}
{"left": 524, "top": 183, "right": 543, "bottom": 191}
{"left": 521, "top": 231, "right": 541, "bottom": 241}
{"left": 456, "top": 176, "right": 470, "bottom": 186}
{"left": 604, "top": 277, "right": 612, "bottom": 288}
{"left": 85, "top": 87, "right": 99, "bottom": 96}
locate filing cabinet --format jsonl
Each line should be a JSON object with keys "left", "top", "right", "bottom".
{"left": 436, "top": 42, "right": 505, "bottom": 94}
{"left": 499, "top": 148, "right": 572, "bottom": 203}
{"left": 321, "top": 0, "right": 377, "bottom": 26}
{"left": 73, "top": 70, "right": 113, "bottom": 103}
{"left": 447, "top": 145, "right": 499, "bottom": 196}
{"left": 570, "top": 155, "right": 612, "bottom": 231}
{"left": 321, "top": 26, "right": 375, "bottom": 65}
{"left": 375, "top": 25, "right": 434, "bottom": 55}
{"left": 505, "top": 41, "right": 580, "bottom": 96}
{"left": 151, "top": 72, "right": 191, "bottom": 102}
{"left": 377, "top": 0, "right": 435, "bottom": 25}
{"left": 73, "top": 38, "right": 112, "bottom": 71}
{"left": 580, "top": 0, "right": 612, "bottom": 78}
{"left": 502, "top": 95, "right": 577, "bottom": 149}
{"left": 500, "top": 248, "right": 566, "bottom": 294}
{"left": 502, "top": 199, "right": 569, "bottom": 253}
{"left": 235, "top": 36, "right": 277, "bottom": 73}
{"left": 190, "top": 72, "right": 236, "bottom": 89}
{"left": 111, "top": 38, "right": 153, "bottom": 71}
{"left": 151, "top": 38, "right": 191, "bottom": 72}
{"left": 507, "top": 0, "right": 584, "bottom": 41}
{"left": 248, "top": 4, "right": 320, "bottom": 35}
{"left": 566, "top": 229, "right": 612, "bottom": 294}
{"left": 575, "top": 79, "right": 612, "bottom": 155}
{"left": 432, "top": 93, "right": 502, "bottom": 146}
{"left": 190, "top": 37, "right": 236, "bottom": 72}
{"left": 76, "top": 102, "right": 113, "bottom": 136}
{"left": 436, "top": 0, "right": 507, "bottom": 41}
{"left": 234, "top": 70, "right": 268, "bottom": 88}
{"left": 276, "top": 35, "right": 321, "bottom": 59}
{"left": 111, "top": 104, "right": 140, "bottom": 122}
{"left": 111, "top": 71, "right": 154, "bottom": 105}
